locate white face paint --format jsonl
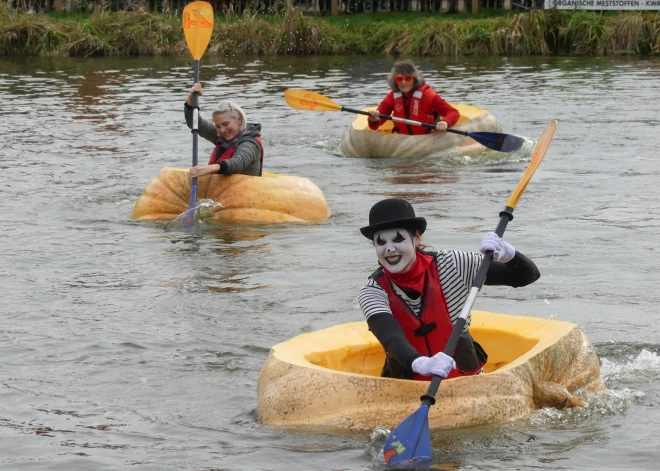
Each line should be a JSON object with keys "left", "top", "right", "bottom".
{"left": 374, "top": 228, "right": 417, "bottom": 274}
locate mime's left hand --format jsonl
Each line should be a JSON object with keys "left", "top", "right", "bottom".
{"left": 480, "top": 232, "right": 515, "bottom": 263}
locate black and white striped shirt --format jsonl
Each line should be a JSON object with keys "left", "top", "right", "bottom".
{"left": 357, "top": 250, "right": 484, "bottom": 333}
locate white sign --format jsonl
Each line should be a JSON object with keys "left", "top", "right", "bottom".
{"left": 545, "top": 0, "right": 660, "bottom": 9}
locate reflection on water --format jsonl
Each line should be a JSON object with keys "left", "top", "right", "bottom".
{"left": 372, "top": 190, "right": 452, "bottom": 205}
{"left": 381, "top": 174, "right": 461, "bottom": 185}
{"left": 157, "top": 261, "right": 270, "bottom": 293}
{"left": 208, "top": 226, "right": 282, "bottom": 243}
{"left": 366, "top": 159, "right": 463, "bottom": 204}
{"left": 156, "top": 224, "right": 286, "bottom": 293}
{"left": 70, "top": 70, "right": 129, "bottom": 132}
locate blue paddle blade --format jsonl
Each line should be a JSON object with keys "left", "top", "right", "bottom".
{"left": 382, "top": 405, "right": 432, "bottom": 467}
{"left": 184, "top": 184, "right": 198, "bottom": 229}
{"left": 164, "top": 207, "right": 198, "bottom": 232}
{"left": 165, "top": 185, "right": 200, "bottom": 232}
{"left": 467, "top": 131, "right": 526, "bottom": 153}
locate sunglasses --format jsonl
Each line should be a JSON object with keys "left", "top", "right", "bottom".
{"left": 394, "top": 74, "right": 414, "bottom": 84}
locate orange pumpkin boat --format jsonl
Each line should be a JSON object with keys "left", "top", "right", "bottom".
{"left": 132, "top": 167, "right": 330, "bottom": 224}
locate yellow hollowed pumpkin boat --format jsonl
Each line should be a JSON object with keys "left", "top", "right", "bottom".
{"left": 132, "top": 167, "right": 330, "bottom": 224}
{"left": 257, "top": 310, "right": 604, "bottom": 431}
{"left": 339, "top": 104, "right": 502, "bottom": 159}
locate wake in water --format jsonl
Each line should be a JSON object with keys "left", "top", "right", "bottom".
{"left": 362, "top": 348, "right": 659, "bottom": 468}
{"left": 530, "top": 348, "right": 659, "bottom": 426}
{"left": 164, "top": 198, "right": 224, "bottom": 232}
{"left": 445, "top": 136, "right": 537, "bottom": 167}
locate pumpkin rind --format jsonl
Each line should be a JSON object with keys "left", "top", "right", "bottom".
{"left": 132, "top": 168, "right": 330, "bottom": 224}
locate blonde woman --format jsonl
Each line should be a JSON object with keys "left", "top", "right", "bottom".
{"left": 184, "top": 82, "right": 264, "bottom": 177}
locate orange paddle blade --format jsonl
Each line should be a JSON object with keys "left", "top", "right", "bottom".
{"left": 507, "top": 120, "right": 558, "bottom": 209}
{"left": 183, "top": 1, "right": 214, "bottom": 60}
{"left": 284, "top": 89, "right": 343, "bottom": 112}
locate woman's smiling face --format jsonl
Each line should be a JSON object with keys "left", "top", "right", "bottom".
{"left": 213, "top": 111, "right": 242, "bottom": 141}
{"left": 374, "top": 228, "right": 419, "bottom": 274}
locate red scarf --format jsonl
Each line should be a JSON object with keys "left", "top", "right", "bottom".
{"left": 381, "top": 252, "right": 433, "bottom": 294}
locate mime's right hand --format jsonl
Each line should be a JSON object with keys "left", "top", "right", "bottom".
{"left": 411, "top": 351, "right": 456, "bottom": 378}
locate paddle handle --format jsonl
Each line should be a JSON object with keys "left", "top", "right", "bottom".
{"left": 341, "top": 106, "right": 468, "bottom": 136}
{"left": 421, "top": 207, "right": 514, "bottom": 405}
{"left": 191, "top": 60, "right": 200, "bottom": 172}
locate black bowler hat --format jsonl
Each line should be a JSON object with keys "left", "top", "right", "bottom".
{"left": 360, "top": 198, "right": 427, "bottom": 240}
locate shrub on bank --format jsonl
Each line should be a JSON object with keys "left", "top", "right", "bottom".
{"left": 0, "top": 3, "right": 658, "bottom": 57}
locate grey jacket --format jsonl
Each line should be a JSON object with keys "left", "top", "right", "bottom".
{"left": 184, "top": 103, "right": 263, "bottom": 176}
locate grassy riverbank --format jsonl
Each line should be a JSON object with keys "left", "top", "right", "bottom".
{"left": 1, "top": 3, "right": 658, "bottom": 57}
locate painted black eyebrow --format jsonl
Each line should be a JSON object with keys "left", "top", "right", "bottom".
{"left": 376, "top": 235, "right": 385, "bottom": 245}
{"left": 393, "top": 231, "right": 406, "bottom": 242}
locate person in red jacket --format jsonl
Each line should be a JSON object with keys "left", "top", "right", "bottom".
{"left": 367, "top": 60, "right": 460, "bottom": 136}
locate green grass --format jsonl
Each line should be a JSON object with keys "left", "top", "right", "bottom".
{"left": 41, "top": 10, "right": 94, "bottom": 21}
{"left": 318, "top": 10, "right": 512, "bottom": 26}
{"left": 1, "top": 3, "right": 658, "bottom": 57}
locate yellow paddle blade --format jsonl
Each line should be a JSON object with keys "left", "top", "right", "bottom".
{"left": 507, "top": 120, "right": 558, "bottom": 209}
{"left": 183, "top": 1, "right": 214, "bottom": 60}
{"left": 284, "top": 89, "right": 343, "bottom": 112}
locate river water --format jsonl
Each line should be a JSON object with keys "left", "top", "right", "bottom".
{"left": 1, "top": 54, "right": 659, "bottom": 470}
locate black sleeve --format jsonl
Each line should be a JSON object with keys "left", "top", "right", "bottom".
{"left": 367, "top": 313, "right": 422, "bottom": 369}
{"left": 484, "top": 251, "right": 540, "bottom": 287}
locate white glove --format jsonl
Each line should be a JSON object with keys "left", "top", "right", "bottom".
{"left": 480, "top": 232, "right": 515, "bottom": 263}
{"left": 411, "top": 352, "right": 456, "bottom": 378}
